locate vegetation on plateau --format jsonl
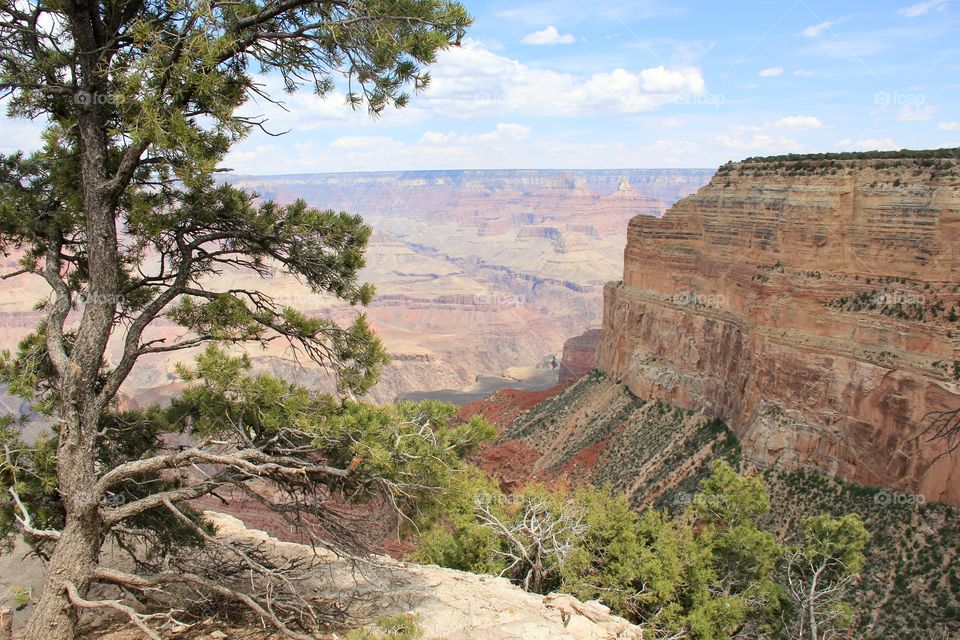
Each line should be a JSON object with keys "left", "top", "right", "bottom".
{"left": 729, "top": 148, "right": 960, "bottom": 165}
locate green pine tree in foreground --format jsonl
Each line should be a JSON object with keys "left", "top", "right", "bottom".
{"left": 0, "top": 1, "right": 472, "bottom": 637}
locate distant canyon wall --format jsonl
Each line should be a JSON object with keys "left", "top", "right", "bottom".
{"left": 597, "top": 154, "right": 960, "bottom": 504}
{"left": 222, "top": 169, "right": 711, "bottom": 401}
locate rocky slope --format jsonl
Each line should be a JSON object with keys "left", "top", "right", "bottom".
{"left": 596, "top": 152, "right": 960, "bottom": 505}
{"left": 465, "top": 372, "right": 960, "bottom": 639}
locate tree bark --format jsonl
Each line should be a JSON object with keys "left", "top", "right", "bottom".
{"left": 23, "top": 2, "right": 119, "bottom": 634}
{"left": 23, "top": 410, "right": 105, "bottom": 640}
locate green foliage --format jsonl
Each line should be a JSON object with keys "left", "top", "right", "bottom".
{"left": 0, "top": 0, "right": 474, "bottom": 635}
{"left": 170, "top": 346, "right": 495, "bottom": 525}
{"left": 345, "top": 614, "right": 423, "bottom": 640}
{"left": 10, "top": 585, "right": 32, "bottom": 608}
{"left": 2, "top": 345, "right": 494, "bottom": 569}
{"left": 782, "top": 513, "right": 870, "bottom": 639}
{"left": 0, "top": 401, "right": 213, "bottom": 558}
{"left": 420, "top": 462, "right": 791, "bottom": 639}
{"left": 560, "top": 486, "right": 651, "bottom": 618}
{"left": 416, "top": 481, "right": 586, "bottom": 592}
{"left": 731, "top": 148, "right": 960, "bottom": 164}
{"left": 0, "top": 324, "right": 74, "bottom": 415}
{"left": 798, "top": 513, "right": 870, "bottom": 576}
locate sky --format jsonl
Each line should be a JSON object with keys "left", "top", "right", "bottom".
{"left": 2, "top": 0, "right": 959, "bottom": 173}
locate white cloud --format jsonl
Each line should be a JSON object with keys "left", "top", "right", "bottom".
{"left": 801, "top": 17, "right": 848, "bottom": 37}
{"left": 939, "top": 122, "right": 960, "bottom": 130}
{"left": 835, "top": 138, "right": 899, "bottom": 151}
{"left": 647, "top": 117, "right": 684, "bottom": 128}
{"left": 419, "top": 123, "right": 531, "bottom": 145}
{"left": 793, "top": 69, "right": 816, "bottom": 77}
{"left": 329, "top": 136, "right": 402, "bottom": 151}
{"left": 772, "top": 116, "right": 824, "bottom": 130}
{"left": 421, "top": 40, "right": 706, "bottom": 117}
{"left": 759, "top": 67, "right": 784, "bottom": 77}
{"left": 714, "top": 132, "right": 805, "bottom": 153}
{"left": 0, "top": 118, "right": 46, "bottom": 155}
{"left": 899, "top": 0, "right": 948, "bottom": 16}
{"left": 232, "top": 74, "right": 427, "bottom": 134}
{"left": 897, "top": 105, "right": 938, "bottom": 121}
{"left": 224, "top": 126, "right": 715, "bottom": 173}
{"left": 0, "top": 96, "right": 48, "bottom": 155}
{"left": 521, "top": 26, "right": 576, "bottom": 45}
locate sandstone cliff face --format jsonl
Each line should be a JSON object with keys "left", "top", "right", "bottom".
{"left": 558, "top": 329, "right": 601, "bottom": 383}
{"left": 597, "top": 155, "right": 960, "bottom": 505}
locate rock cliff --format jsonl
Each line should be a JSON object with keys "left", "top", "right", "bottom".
{"left": 596, "top": 152, "right": 960, "bottom": 505}
{"left": 558, "top": 329, "right": 601, "bottom": 383}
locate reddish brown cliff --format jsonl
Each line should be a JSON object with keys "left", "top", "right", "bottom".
{"left": 597, "top": 152, "right": 960, "bottom": 505}
{"left": 558, "top": 329, "right": 601, "bottom": 383}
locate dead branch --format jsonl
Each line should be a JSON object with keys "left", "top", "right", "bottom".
{"left": 8, "top": 486, "right": 61, "bottom": 541}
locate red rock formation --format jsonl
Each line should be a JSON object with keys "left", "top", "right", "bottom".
{"left": 558, "top": 329, "right": 601, "bottom": 383}
{"left": 597, "top": 154, "right": 960, "bottom": 505}
{"left": 459, "top": 382, "right": 572, "bottom": 432}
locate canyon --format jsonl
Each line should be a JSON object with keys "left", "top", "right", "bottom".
{"left": 0, "top": 169, "right": 710, "bottom": 407}
{"left": 458, "top": 151, "right": 960, "bottom": 638}
{"left": 227, "top": 169, "right": 711, "bottom": 403}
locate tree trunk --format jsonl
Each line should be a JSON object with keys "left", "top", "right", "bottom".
{"left": 24, "top": 2, "right": 121, "bottom": 634}
{"left": 23, "top": 519, "right": 101, "bottom": 640}
{"left": 24, "top": 410, "right": 104, "bottom": 640}
{"left": 807, "top": 573, "right": 819, "bottom": 640}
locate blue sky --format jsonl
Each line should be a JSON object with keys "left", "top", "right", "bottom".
{"left": 3, "top": 0, "right": 959, "bottom": 172}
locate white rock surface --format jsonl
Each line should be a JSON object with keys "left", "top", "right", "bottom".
{"left": 209, "top": 512, "right": 644, "bottom": 640}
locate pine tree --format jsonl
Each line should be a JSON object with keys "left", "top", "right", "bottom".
{"left": 0, "top": 1, "right": 471, "bottom": 637}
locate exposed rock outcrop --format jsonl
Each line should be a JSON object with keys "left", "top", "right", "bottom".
{"left": 85, "top": 512, "right": 644, "bottom": 640}
{"left": 596, "top": 152, "right": 960, "bottom": 505}
{"left": 558, "top": 329, "right": 601, "bottom": 383}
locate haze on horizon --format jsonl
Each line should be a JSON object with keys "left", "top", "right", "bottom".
{"left": 2, "top": 0, "right": 958, "bottom": 174}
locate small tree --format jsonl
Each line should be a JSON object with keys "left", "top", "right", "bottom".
{"left": 0, "top": 0, "right": 471, "bottom": 637}
{"left": 783, "top": 514, "right": 869, "bottom": 640}
{"left": 473, "top": 485, "right": 586, "bottom": 594}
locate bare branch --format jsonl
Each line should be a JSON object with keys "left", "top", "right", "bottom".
{"left": 8, "top": 486, "right": 61, "bottom": 541}
{"left": 65, "top": 581, "right": 165, "bottom": 640}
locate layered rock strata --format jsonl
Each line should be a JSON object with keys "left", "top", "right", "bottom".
{"left": 597, "top": 153, "right": 960, "bottom": 504}
{"left": 558, "top": 329, "right": 601, "bottom": 383}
